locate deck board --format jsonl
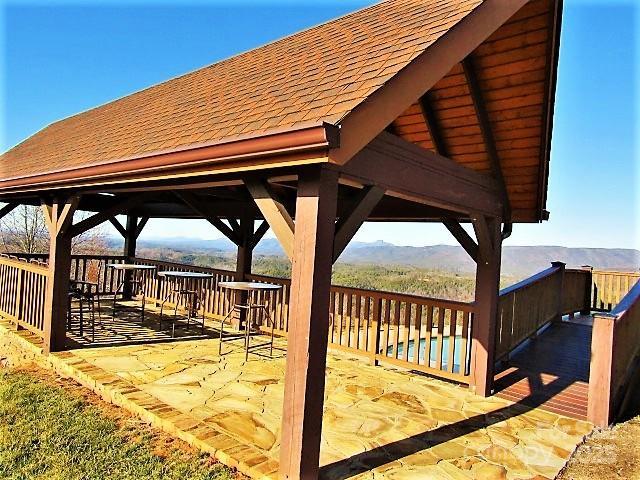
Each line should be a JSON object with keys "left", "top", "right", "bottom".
{"left": 494, "top": 319, "right": 592, "bottom": 420}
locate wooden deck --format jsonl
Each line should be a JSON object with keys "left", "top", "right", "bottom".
{"left": 494, "top": 317, "right": 592, "bottom": 420}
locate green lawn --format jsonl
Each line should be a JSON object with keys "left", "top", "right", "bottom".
{"left": 0, "top": 370, "right": 233, "bottom": 480}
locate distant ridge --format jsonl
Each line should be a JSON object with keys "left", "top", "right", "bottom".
{"left": 133, "top": 237, "right": 640, "bottom": 278}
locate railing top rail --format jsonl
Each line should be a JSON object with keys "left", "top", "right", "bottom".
{"left": 133, "top": 257, "right": 236, "bottom": 277}
{"left": 592, "top": 270, "right": 640, "bottom": 277}
{"left": 608, "top": 279, "right": 640, "bottom": 319}
{"left": 0, "top": 255, "right": 49, "bottom": 275}
{"left": 246, "top": 273, "right": 474, "bottom": 310}
{"left": 499, "top": 264, "right": 561, "bottom": 297}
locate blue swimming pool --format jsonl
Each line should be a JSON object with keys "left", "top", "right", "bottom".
{"left": 386, "top": 335, "right": 466, "bottom": 373}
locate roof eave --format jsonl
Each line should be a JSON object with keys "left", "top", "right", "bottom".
{"left": 0, "top": 122, "right": 339, "bottom": 195}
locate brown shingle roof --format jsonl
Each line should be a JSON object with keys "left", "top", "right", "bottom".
{"left": 1, "top": 0, "right": 483, "bottom": 181}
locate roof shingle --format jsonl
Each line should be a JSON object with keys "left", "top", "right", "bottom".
{"left": 1, "top": 0, "right": 483, "bottom": 180}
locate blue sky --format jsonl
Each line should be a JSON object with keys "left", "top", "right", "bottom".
{"left": 1, "top": 0, "right": 638, "bottom": 250}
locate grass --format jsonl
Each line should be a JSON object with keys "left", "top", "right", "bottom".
{"left": 0, "top": 369, "right": 235, "bottom": 480}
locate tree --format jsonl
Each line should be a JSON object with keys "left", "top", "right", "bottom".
{"left": 0, "top": 204, "right": 109, "bottom": 255}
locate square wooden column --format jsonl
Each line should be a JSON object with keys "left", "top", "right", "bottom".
{"left": 470, "top": 215, "right": 502, "bottom": 397}
{"left": 42, "top": 198, "right": 78, "bottom": 354}
{"left": 233, "top": 216, "right": 254, "bottom": 329}
{"left": 122, "top": 214, "right": 138, "bottom": 300}
{"left": 279, "top": 166, "right": 338, "bottom": 480}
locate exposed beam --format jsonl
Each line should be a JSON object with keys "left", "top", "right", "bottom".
{"left": 419, "top": 92, "right": 448, "bottom": 156}
{"left": 175, "top": 191, "right": 240, "bottom": 245}
{"left": 245, "top": 178, "right": 295, "bottom": 260}
{"left": 442, "top": 218, "right": 478, "bottom": 262}
{"left": 135, "top": 216, "right": 149, "bottom": 238}
{"left": 0, "top": 203, "right": 18, "bottom": 221}
{"left": 333, "top": 185, "right": 385, "bottom": 262}
{"left": 250, "top": 220, "right": 270, "bottom": 250}
{"left": 462, "top": 56, "right": 512, "bottom": 226}
{"left": 340, "top": 131, "right": 502, "bottom": 217}
{"left": 472, "top": 214, "right": 495, "bottom": 261}
{"left": 227, "top": 217, "right": 240, "bottom": 235}
{"left": 109, "top": 217, "right": 127, "bottom": 237}
{"left": 41, "top": 202, "right": 54, "bottom": 235}
{"left": 68, "top": 193, "right": 151, "bottom": 238}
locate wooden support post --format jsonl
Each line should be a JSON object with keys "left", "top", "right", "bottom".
{"left": 552, "top": 261, "right": 566, "bottom": 322}
{"left": 234, "top": 216, "right": 254, "bottom": 329}
{"left": 470, "top": 215, "right": 502, "bottom": 397}
{"left": 587, "top": 312, "right": 616, "bottom": 427}
{"left": 41, "top": 197, "right": 79, "bottom": 354}
{"left": 122, "top": 215, "right": 138, "bottom": 300}
{"left": 581, "top": 265, "right": 594, "bottom": 315}
{"left": 370, "top": 297, "right": 382, "bottom": 366}
{"left": 279, "top": 166, "right": 338, "bottom": 480}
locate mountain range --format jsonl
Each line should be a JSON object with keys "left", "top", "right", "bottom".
{"left": 133, "top": 237, "right": 640, "bottom": 278}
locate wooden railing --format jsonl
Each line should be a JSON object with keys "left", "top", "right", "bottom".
{"left": 591, "top": 269, "right": 640, "bottom": 312}
{"left": 246, "top": 273, "right": 474, "bottom": 383}
{"left": 7, "top": 252, "right": 637, "bottom": 390}
{"left": 562, "top": 267, "right": 592, "bottom": 315}
{"left": 495, "top": 262, "right": 565, "bottom": 360}
{"left": 7, "top": 253, "right": 128, "bottom": 295}
{"left": 0, "top": 255, "right": 49, "bottom": 336}
{"left": 128, "top": 259, "right": 475, "bottom": 383}
{"left": 588, "top": 279, "right": 640, "bottom": 427}
{"left": 132, "top": 257, "right": 237, "bottom": 318}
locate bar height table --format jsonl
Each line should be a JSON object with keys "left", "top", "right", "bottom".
{"left": 218, "top": 281, "right": 283, "bottom": 360}
{"left": 108, "top": 263, "right": 156, "bottom": 322}
{"left": 157, "top": 271, "right": 213, "bottom": 337}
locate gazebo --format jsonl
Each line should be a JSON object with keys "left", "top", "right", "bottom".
{"left": 0, "top": 0, "right": 562, "bottom": 478}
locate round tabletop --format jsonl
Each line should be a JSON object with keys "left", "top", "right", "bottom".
{"left": 108, "top": 263, "right": 157, "bottom": 271}
{"left": 218, "top": 281, "right": 283, "bottom": 291}
{"left": 158, "top": 271, "right": 214, "bottom": 279}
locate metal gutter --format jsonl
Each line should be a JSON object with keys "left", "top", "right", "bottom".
{"left": 0, "top": 122, "right": 339, "bottom": 193}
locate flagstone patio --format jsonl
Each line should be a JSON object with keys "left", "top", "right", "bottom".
{"left": 50, "top": 326, "right": 594, "bottom": 480}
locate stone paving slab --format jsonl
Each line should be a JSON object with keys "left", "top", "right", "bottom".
{"left": 44, "top": 333, "right": 595, "bottom": 480}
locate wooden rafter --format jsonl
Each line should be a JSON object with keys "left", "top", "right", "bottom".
{"left": 419, "top": 92, "right": 448, "bottom": 156}
{"left": 245, "top": 178, "right": 295, "bottom": 260}
{"left": 175, "top": 191, "right": 240, "bottom": 245}
{"left": 442, "top": 218, "right": 478, "bottom": 262}
{"left": 462, "top": 56, "right": 512, "bottom": 228}
{"left": 333, "top": 186, "right": 384, "bottom": 262}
